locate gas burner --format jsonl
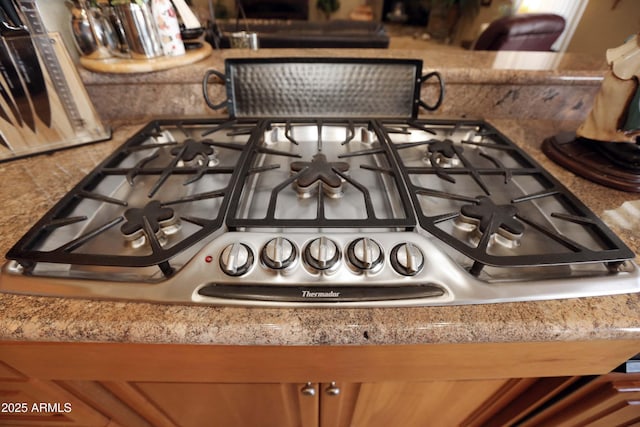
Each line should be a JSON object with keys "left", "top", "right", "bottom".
{"left": 424, "top": 139, "right": 460, "bottom": 168}
{"left": 172, "top": 139, "right": 219, "bottom": 167}
{"left": 456, "top": 197, "right": 523, "bottom": 248}
{"left": 290, "top": 153, "right": 350, "bottom": 198}
{"left": 121, "top": 201, "right": 181, "bottom": 249}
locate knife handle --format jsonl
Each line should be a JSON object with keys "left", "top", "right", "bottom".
{"left": 0, "top": 0, "right": 24, "bottom": 29}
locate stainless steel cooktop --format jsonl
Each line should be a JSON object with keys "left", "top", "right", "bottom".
{"left": 1, "top": 117, "right": 638, "bottom": 307}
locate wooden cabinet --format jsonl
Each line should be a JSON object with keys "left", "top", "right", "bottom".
{"left": 518, "top": 373, "right": 640, "bottom": 427}
{"left": 0, "top": 362, "right": 110, "bottom": 426}
{"left": 106, "top": 379, "right": 541, "bottom": 427}
{"left": 131, "top": 382, "right": 318, "bottom": 427}
{"left": 319, "top": 380, "right": 523, "bottom": 427}
{"left": 317, "top": 378, "right": 583, "bottom": 427}
{"left": 1, "top": 340, "right": 638, "bottom": 427}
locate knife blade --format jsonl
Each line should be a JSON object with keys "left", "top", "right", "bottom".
{"left": 0, "top": 128, "right": 12, "bottom": 150}
{"left": 0, "top": 73, "right": 22, "bottom": 125}
{"left": 0, "top": 95, "right": 10, "bottom": 123}
{"left": 0, "top": 0, "right": 50, "bottom": 129}
{"left": 0, "top": 31, "right": 32, "bottom": 130}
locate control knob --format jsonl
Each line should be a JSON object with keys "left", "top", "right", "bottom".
{"left": 261, "top": 237, "right": 297, "bottom": 270}
{"left": 390, "top": 242, "right": 425, "bottom": 276}
{"left": 304, "top": 237, "right": 341, "bottom": 273}
{"left": 219, "top": 243, "right": 254, "bottom": 276}
{"left": 347, "top": 237, "right": 384, "bottom": 273}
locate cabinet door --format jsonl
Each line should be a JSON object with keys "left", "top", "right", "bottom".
{"left": 0, "top": 362, "right": 109, "bottom": 427}
{"left": 134, "top": 382, "right": 318, "bottom": 427}
{"left": 521, "top": 373, "right": 640, "bottom": 427}
{"left": 319, "top": 379, "right": 530, "bottom": 427}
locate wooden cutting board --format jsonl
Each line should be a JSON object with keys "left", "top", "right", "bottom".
{"left": 80, "top": 42, "right": 212, "bottom": 74}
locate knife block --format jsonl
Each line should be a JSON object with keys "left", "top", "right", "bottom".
{"left": 0, "top": 32, "right": 110, "bottom": 162}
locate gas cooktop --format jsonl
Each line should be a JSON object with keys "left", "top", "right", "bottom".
{"left": 1, "top": 117, "right": 638, "bottom": 306}
{"left": 1, "top": 58, "right": 638, "bottom": 306}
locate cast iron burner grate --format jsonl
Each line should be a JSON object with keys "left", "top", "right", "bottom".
{"left": 227, "top": 119, "right": 416, "bottom": 229}
{"left": 6, "top": 119, "right": 255, "bottom": 277}
{"left": 386, "top": 119, "right": 634, "bottom": 276}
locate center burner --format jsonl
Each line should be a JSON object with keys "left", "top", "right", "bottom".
{"left": 227, "top": 119, "right": 415, "bottom": 229}
{"left": 290, "top": 153, "right": 350, "bottom": 198}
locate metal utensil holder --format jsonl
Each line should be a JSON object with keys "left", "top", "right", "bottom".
{"left": 113, "top": 2, "right": 163, "bottom": 59}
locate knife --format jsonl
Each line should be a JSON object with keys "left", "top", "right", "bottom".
{"left": 0, "top": 0, "right": 50, "bottom": 129}
{"left": 0, "top": 126, "right": 12, "bottom": 150}
{"left": 0, "top": 103, "right": 13, "bottom": 150}
{"left": 0, "top": 29, "right": 32, "bottom": 130}
{"left": 0, "top": 99, "right": 10, "bottom": 124}
{"left": 0, "top": 74, "right": 22, "bottom": 125}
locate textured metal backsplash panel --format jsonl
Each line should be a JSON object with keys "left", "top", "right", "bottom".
{"left": 225, "top": 58, "right": 422, "bottom": 118}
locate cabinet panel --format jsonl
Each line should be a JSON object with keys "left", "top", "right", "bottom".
{"left": 0, "top": 378, "right": 109, "bottom": 426}
{"left": 319, "top": 379, "right": 515, "bottom": 427}
{"left": 320, "top": 382, "right": 360, "bottom": 427}
{"left": 59, "top": 381, "right": 160, "bottom": 427}
{"left": 521, "top": 374, "right": 640, "bottom": 427}
{"left": 134, "top": 382, "right": 318, "bottom": 427}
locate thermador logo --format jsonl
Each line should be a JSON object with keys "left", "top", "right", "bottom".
{"left": 302, "top": 290, "right": 340, "bottom": 298}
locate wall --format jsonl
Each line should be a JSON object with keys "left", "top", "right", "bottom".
{"left": 37, "top": 0, "right": 79, "bottom": 60}
{"left": 566, "top": 0, "right": 640, "bottom": 55}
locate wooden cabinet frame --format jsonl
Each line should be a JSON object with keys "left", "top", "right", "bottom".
{"left": 1, "top": 340, "right": 639, "bottom": 426}
{"left": 2, "top": 340, "right": 638, "bottom": 383}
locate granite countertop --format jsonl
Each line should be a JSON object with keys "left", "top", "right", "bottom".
{"left": 1, "top": 117, "right": 639, "bottom": 346}
{"left": 1, "top": 49, "right": 639, "bottom": 346}
{"left": 80, "top": 49, "right": 608, "bottom": 124}
{"left": 79, "top": 48, "right": 608, "bottom": 86}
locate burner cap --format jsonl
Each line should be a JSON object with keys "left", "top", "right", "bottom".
{"left": 171, "top": 139, "right": 218, "bottom": 166}
{"left": 457, "top": 197, "right": 524, "bottom": 248}
{"left": 290, "top": 153, "right": 350, "bottom": 198}
{"left": 121, "top": 201, "right": 180, "bottom": 248}
{"left": 424, "top": 139, "right": 460, "bottom": 167}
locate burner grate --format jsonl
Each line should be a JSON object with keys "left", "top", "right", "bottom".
{"left": 6, "top": 119, "right": 255, "bottom": 277}
{"left": 227, "top": 119, "right": 416, "bottom": 229}
{"left": 387, "top": 119, "right": 635, "bottom": 276}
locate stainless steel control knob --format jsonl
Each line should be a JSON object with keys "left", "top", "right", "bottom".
{"left": 261, "top": 237, "right": 297, "bottom": 270}
{"left": 347, "top": 237, "right": 384, "bottom": 273}
{"left": 219, "top": 243, "right": 254, "bottom": 276}
{"left": 303, "top": 237, "right": 341, "bottom": 272}
{"left": 390, "top": 242, "right": 425, "bottom": 276}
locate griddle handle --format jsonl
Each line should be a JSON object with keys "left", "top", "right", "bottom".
{"left": 202, "top": 68, "right": 229, "bottom": 111}
{"left": 418, "top": 71, "right": 445, "bottom": 111}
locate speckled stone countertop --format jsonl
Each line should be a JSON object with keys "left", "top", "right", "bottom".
{"left": 80, "top": 49, "right": 607, "bottom": 122}
{"left": 1, "top": 117, "right": 639, "bottom": 346}
{"left": 79, "top": 49, "right": 608, "bottom": 85}
{"left": 1, "top": 49, "right": 638, "bottom": 346}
